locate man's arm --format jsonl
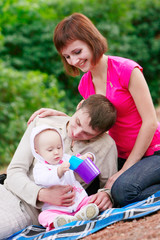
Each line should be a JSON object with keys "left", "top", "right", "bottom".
{"left": 5, "top": 117, "right": 74, "bottom": 208}
{"left": 88, "top": 191, "right": 113, "bottom": 211}
{"left": 94, "top": 133, "right": 118, "bottom": 189}
{"left": 88, "top": 133, "right": 118, "bottom": 210}
{"left": 6, "top": 119, "right": 41, "bottom": 208}
{"left": 38, "top": 185, "right": 75, "bottom": 207}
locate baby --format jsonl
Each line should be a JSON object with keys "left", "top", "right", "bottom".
{"left": 30, "top": 125, "right": 99, "bottom": 230}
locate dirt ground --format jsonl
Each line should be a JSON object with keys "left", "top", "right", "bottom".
{"left": 83, "top": 211, "right": 160, "bottom": 240}
{"left": 0, "top": 108, "right": 160, "bottom": 240}
{"left": 83, "top": 107, "right": 160, "bottom": 240}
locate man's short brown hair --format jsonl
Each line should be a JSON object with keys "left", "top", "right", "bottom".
{"left": 79, "top": 94, "right": 116, "bottom": 133}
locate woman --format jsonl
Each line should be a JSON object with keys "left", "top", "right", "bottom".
{"left": 28, "top": 13, "right": 160, "bottom": 207}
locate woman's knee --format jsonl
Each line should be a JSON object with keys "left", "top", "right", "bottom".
{"left": 111, "top": 176, "right": 126, "bottom": 206}
{"left": 111, "top": 174, "right": 141, "bottom": 207}
{"left": 112, "top": 155, "right": 160, "bottom": 206}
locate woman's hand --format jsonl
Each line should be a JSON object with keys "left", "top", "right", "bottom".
{"left": 76, "top": 99, "right": 84, "bottom": 110}
{"left": 88, "top": 192, "right": 113, "bottom": 211}
{"left": 105, "top": 169, "right": 124, "bottom": 189}
{"left": 38, "top": 185, "right": 75, "bottom": 206}
{"left": 27, "top": 108, "right": 67, "bottom": 125}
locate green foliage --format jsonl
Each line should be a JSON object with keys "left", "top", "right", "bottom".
{"left": 0, "top": 0, "right": 57, "bottom": 73}
{"left": 114, "top": 1, "right": 160, "bottom": 80}
{"left": 0, "top": 0, "right": 85, "bottom": 110}
{"left": 149, "top": 80, "right": 160, "bottom": 107}
{"left": 0, "top": 0, "right": 160, "bottom": 105}
{"left": 0, "top": 60, "right": 65, "bottom": 165}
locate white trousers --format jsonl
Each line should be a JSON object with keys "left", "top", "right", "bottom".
{"left": 0, "top": 185, "right": 33, "bottom": 239}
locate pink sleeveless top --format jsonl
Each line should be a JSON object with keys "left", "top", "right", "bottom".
{"left": 78, "top": 56, "right": 160, "bottom": 158}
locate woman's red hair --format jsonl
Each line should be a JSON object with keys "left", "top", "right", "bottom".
{"left": 53, "top": 13, "right": 108, "bottom": 76}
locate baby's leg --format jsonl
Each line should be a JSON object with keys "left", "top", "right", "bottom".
{"left": 74, "top": 203, "right": 99, "bottom": 221}
{"left": 39, "top": 209, "right": 76, "bottom": 230}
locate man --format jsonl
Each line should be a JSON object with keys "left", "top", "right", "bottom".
{"left": 0, "top": 94, "right": 117, "bottom": 239}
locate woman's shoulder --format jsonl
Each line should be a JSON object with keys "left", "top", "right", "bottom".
{"left": 108, "top": 55, "right": 142, "bottom": 69}
{"left": 108, "top": 55, "right": 140, "bottom": 67}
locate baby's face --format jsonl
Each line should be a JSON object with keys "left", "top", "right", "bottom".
{"left": 35, "top": 130, "right": 63, "bottom": 164}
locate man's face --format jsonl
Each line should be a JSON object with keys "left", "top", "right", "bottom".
{"left": 67, "top": 108, "right": 101, "bottom": 141}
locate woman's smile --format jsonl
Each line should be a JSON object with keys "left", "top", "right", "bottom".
{"left": 61, "top": 40, "right": 93, "bottom": 72}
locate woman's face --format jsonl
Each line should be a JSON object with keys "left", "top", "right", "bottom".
{"left": 61, "top": 40, "right": 94, "bottom": 72}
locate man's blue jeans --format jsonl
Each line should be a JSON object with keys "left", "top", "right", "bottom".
{"left": 111, "top": 152, "right": 160, "bottom": 206}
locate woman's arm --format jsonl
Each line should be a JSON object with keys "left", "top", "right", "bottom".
{"left": 27, "top": 108, "right": 67, "bottom": 125}
{"left": 106, "top": 68, "right": 158, "bottom": 189}
{"left": 123, "top": 68, "right": 158, "bottom": 170}
{"left": 122, "top": 67, "right": 158, "bottom": 170}
{"left": 28, "top": 99, "right": 85, "bottom": 125}
{"left": 76, "top": 99, "right": 84, "bottom": 110}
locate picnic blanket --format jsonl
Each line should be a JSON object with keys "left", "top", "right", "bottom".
{"left": 7, "top": 190, "right": 160, "bottom": 240}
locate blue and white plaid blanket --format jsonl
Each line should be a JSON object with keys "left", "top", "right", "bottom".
{"left": 8, "top": 190, "right": 160, "bottom": 240}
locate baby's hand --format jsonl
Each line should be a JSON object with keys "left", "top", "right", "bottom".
{"left": 58, "top": 162, "right": 70, "bottom": 178}
{"left": 61, "top": 162, "right": 70, "bottom": 171}
{"left": 80, "top": 153, "right": 94, "bottom": 161}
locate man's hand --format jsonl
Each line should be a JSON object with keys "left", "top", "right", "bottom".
{"left": 38, "top": 185, "right": 75, "bottom": 206}
{"left": 105, "top": 169, "right": 124, "bottom": 189}
{"left": 27, "top": 108, "right": 67, "bottom": 125}
{"left": 88, "top": 191, "right": 113, "bottom": 211}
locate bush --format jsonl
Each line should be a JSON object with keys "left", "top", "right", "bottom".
{"left": 0, "top": 0, "right": 159, "bottom": 105}
{"left": 114, "top": 0, "right": 160, "bottom": 105}
{"left": 0, "top": 60, "right": 66, "bottom": 166}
